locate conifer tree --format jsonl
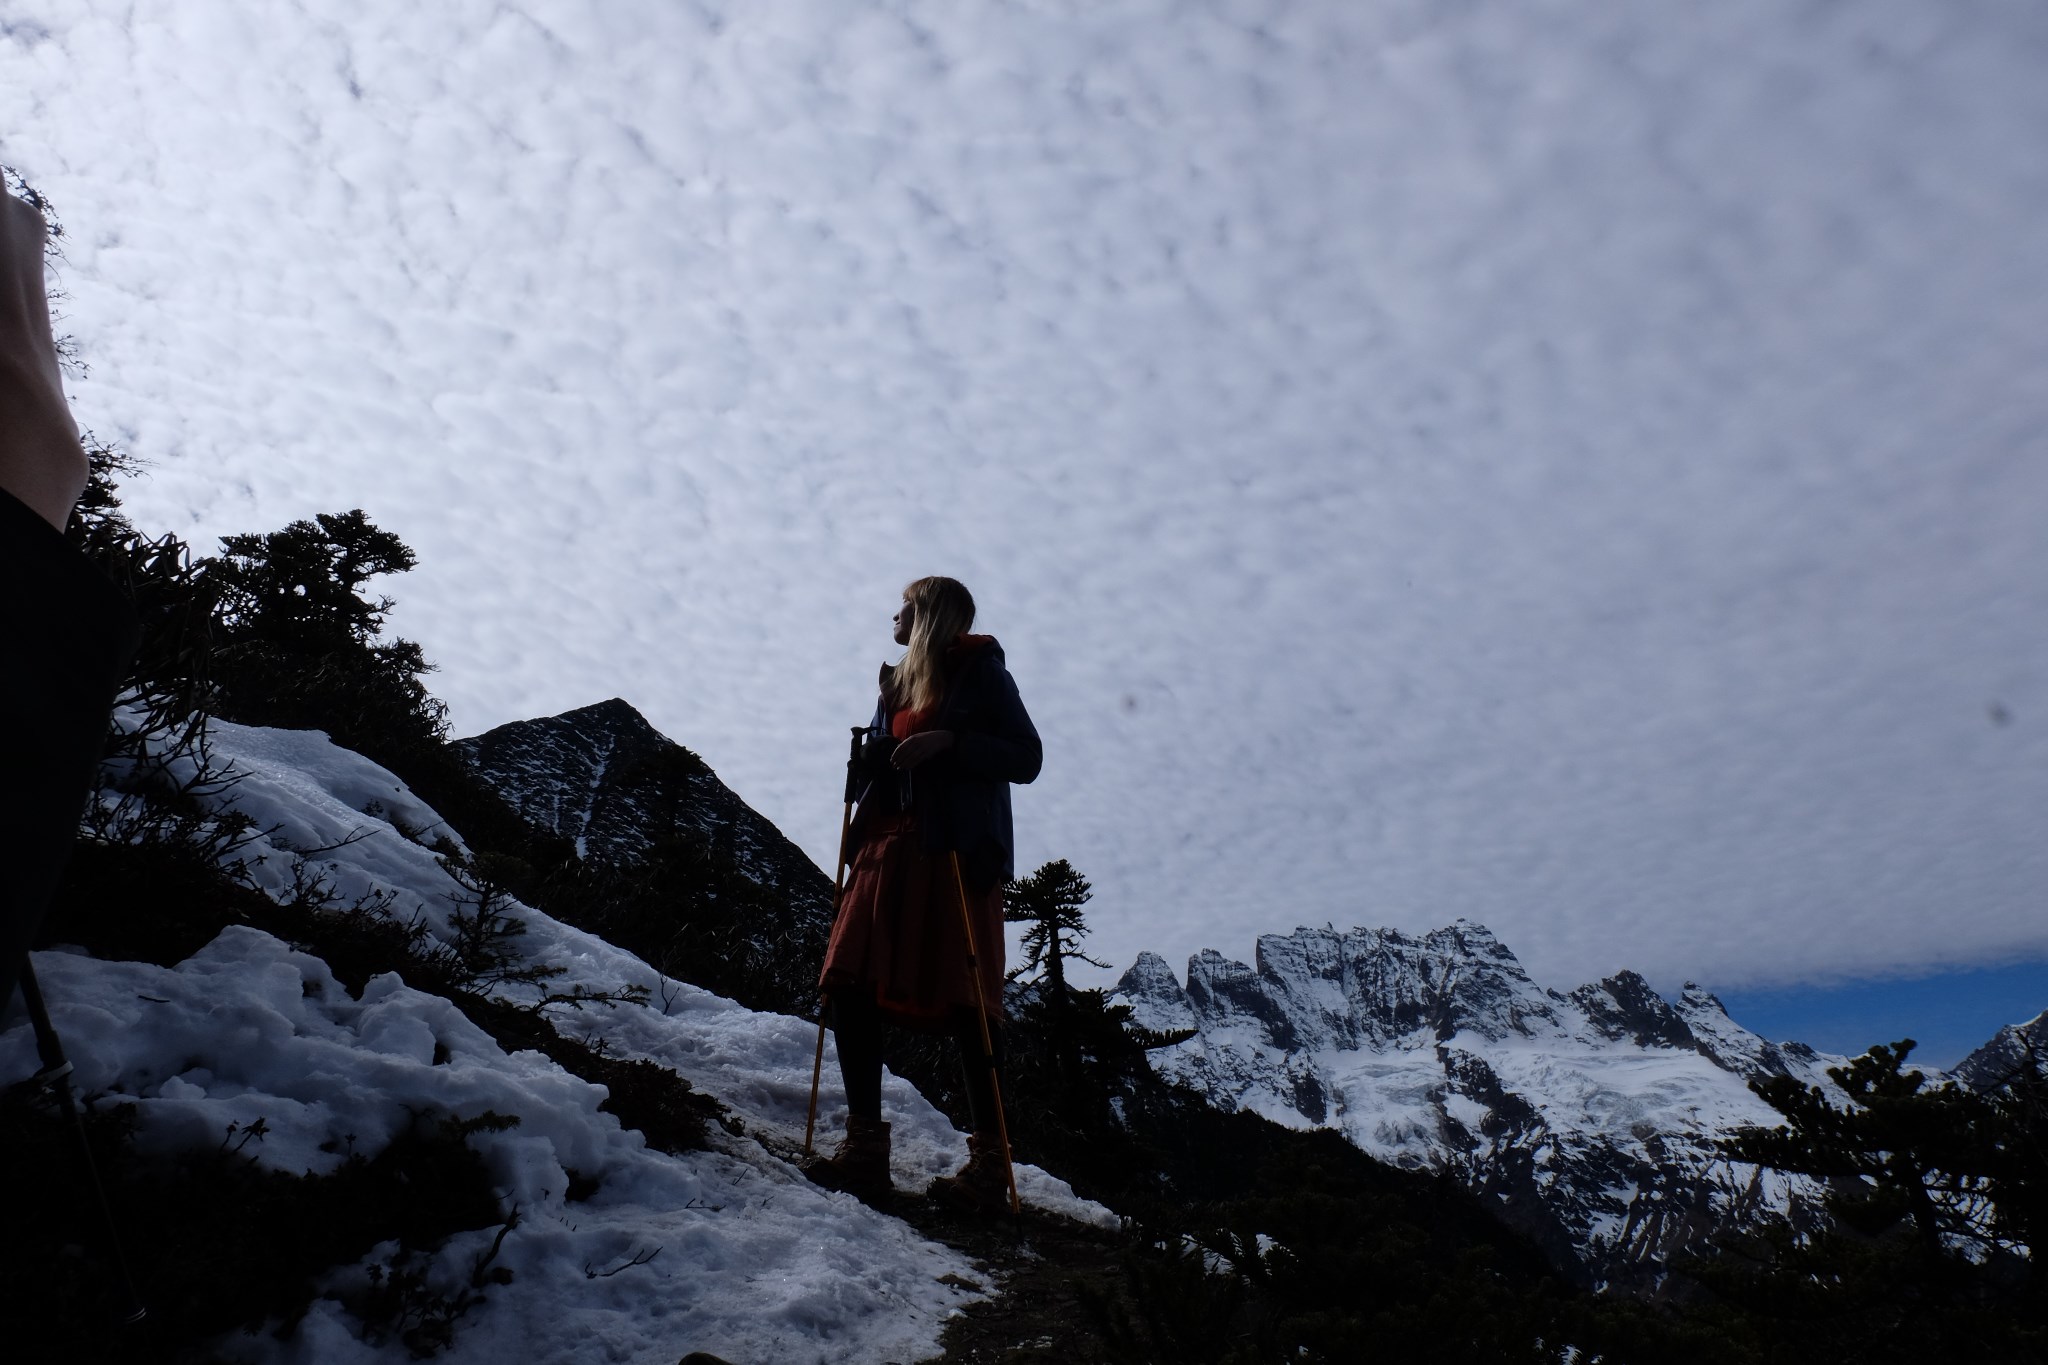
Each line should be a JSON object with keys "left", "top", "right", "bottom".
{"left": 436, "top": 850, "right": 564, "bottom": 993}
{"left": 1002, "top": 857, "right": 1131, "bottom": 1113}
{"left": 68, "top": 433, "right": 219, "bottom": 775}
{"left": 213, "top": 509, "right": 415, "bottom": 654}
{"left": 205, "top": 509, "right": 448, "bottom": 762}
{"left": 1004, "top": 857, "right": 1107, "bottom": 1009}
{"left": 1705, "top": 1038, "right": 2048, "bottom": 1361}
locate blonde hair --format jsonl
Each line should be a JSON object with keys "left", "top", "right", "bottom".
{"left": 890, "top": 576, "right": 977, "bottom": 713}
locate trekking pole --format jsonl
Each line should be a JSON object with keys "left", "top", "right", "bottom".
{"left": 804, "top": 727, "right": 866, "bottom": 1155}
{"left": 948, "top": 852, "right": 1022, "bottom": 1216}
{"left": 18, "top": 956, "right": 148, "bottom": 1325}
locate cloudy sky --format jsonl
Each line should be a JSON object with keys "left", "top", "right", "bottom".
{"left": 5, "top": 0, "right": 2044, "bottom": 1061}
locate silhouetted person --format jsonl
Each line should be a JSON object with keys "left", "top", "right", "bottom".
{"left": 807, "top": 575, "right": 1041, "bottom": 1212}
{"left": 1, "top": 186, "right": 140, "bottom": 1013}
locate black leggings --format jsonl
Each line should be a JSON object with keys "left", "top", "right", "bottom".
{"left": 1, "top": 487, "right": 139, "bottom": 1013}
{"left": 831, "top": 991, "right": 1006, "bottom": 1133}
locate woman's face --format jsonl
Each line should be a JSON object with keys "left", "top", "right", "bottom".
{"left": 892, "top": 596, "right": 914, "bottom": 646}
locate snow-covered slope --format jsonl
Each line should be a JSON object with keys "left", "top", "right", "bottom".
{"left": 1114, "top": 923, "right": 1844, "bottom": 1287}
{"left": 4, "top": 717, "right": 1107, "bottom": 1363}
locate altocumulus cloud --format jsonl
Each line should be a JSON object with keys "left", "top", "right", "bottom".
{"left": 3, "top": 0, "right": 2045, "bottom": 994}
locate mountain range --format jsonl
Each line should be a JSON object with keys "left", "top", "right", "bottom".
{"left": 1111, "top": 923, "right": 1847, "bottom": 1288}
{"left": 15, "top": 692, "right": 2041, "bottom": 1359}
{"left": 448, "top": 699, "right": 2034, "bottom": 1291}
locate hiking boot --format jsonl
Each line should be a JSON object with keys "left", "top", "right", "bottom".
{"left": 804, "top": 1115, "right": 892, "bottom": 1196}
{"left": 927, "top": 1133, "right": 1013, "bottom": 1215}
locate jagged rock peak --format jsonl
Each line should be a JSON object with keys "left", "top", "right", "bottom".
{"left": 488, "top": 697, "right": 706, "bottom": 771}
{"left": 1569, "top": 970, "right": 1696, "bottom": 1051}
{"left": 1674, "top": 981, "right": 1817, "bottom": 1080}
{"left": 568, "top": 696, "right": 656, "bottom": 727}
{"left": 1678, "top": 981, "right": 1729, "bottom": 1013}
{"left": 1115, "top": 952, "right": 1197, "bottom": 1034}
{"left": 567, "top": 697, "right": 670, "bottom": 736}
{"left": 1166, "top": 922, "right": 1565, "bottom": 1051}
{"left": 1953, "top": 1008, "right": 2048, "bottom": 1092}
{"left": 1117, "top": 950, "right": 1183, "bottom": 995}
{"left": 452, "top": 698, "right": 796, "bottom": 886}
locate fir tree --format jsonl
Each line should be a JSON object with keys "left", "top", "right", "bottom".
{"left": 213, "top": 509, "right": 416, "bottom": 655}
{"left": 436, "top": 850, "right": 564, "bottom": 993}
{"left": 66, "top": 432, "right": 220, "bottom": 776}
{"left": 1697, "top": 1039, "right": 2048, "bottom": 1363}
{"left": 1004, "top": 858, "right": 1108, "bottom": 1007}
{"left": 205, "top": 509, "right": 448, "bottom": 763}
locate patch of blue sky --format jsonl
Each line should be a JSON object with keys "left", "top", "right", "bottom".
{"left": 1715, "top": 960, "right": 2048, "bottom": 1073}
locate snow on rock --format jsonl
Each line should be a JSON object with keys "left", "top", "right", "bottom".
{"left": 451, "top": 699, "right": 829, "bottom": 903}
{"left": 7, "top": 717, "right": 1113, "bottom": 1362}
{"left": 1953, "top": 1008, "right": 2048, "bottom": 1093}
{"left": 1118, "top": 952, "right": 1196, "bottom": 1035}
{"left": 1673, "top": 983, "right": 1838, "bottom": 1090}
{"left": 5, "top": 930, "right": 975, "bottom": 1364}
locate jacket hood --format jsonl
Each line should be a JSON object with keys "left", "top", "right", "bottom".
{"left": 878, "top": 634, "right": 1003, "bottom": 687}
{"left": 950, "top": 632, "right": 1001, "bottom": 661}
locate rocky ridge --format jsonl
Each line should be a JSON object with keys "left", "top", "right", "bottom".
{"left": 1953, "top": 1007, "right": 2048, "bottom": 1092}
{"left": 452, "top": 698, "right": 837, "bottom": 1012}
{"left": 454, "top": 698, "right": 822, "bottom": 890}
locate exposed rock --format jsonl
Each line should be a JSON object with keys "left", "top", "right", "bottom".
{"left": 454, "top": 699, "right": 815, "bottom": 891}
{"left": 452, "top": 698, "right": 835, "bottom": 1013}
{"left": 1952, "top": 1008, "right": 2048, "bottom": 1092}
{"left": 1569, "top": 970, "right": 1696, "bottom": 1051}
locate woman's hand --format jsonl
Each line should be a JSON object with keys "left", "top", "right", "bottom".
{"left": 890, "top": 730, "right": 955, "bottom": 770}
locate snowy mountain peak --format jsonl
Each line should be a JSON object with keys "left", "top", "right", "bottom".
{"left": 1188, "top": 922, "right": 1565, "bottom": 1052}
{"left": 1114, "top": 921, "right": 1848, "bottom": 1288}
{"left": 1672, "top": 982, "right": 1832, "bottom": 1083}
{"left": 1953, "top": 1008, "right": 2048, "bottom": 1092}
{"left": 452, "top": 698, "right": 700, "bottom": 862}
{"left": 454, "top": 699, "right": 786, "bottom": 879}
{"left": 1567, "top": 970, "right": 1697, "bottom": 1051}
{"left": 1115, "top": 951, "right": 1197, "bottom": 1034}
{"left": 452, "top": 699, "right": 837, "bottom": 1014}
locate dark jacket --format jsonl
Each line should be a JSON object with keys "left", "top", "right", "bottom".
{"left": 850, "top": 637, "right": 1042, "bottom": 891}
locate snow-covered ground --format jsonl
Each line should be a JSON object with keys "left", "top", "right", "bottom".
{"left": 2, "top": 717, "right": 1110, "bottom": 1364}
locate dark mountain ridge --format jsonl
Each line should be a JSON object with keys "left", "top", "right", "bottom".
{"left": 452, "top": 698, "right": 835, "bottom": 1014}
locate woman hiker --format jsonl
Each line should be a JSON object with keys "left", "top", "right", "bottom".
{"left": 807, "top": 575, "right": 1042, "bottom": 1212}
{"left": 1, "top": 184, "right": 140, "bottom": 1015}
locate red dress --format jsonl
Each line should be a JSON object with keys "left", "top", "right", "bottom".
{"left": 817, "top": 704, "right": 1007, "bottom": 1029}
